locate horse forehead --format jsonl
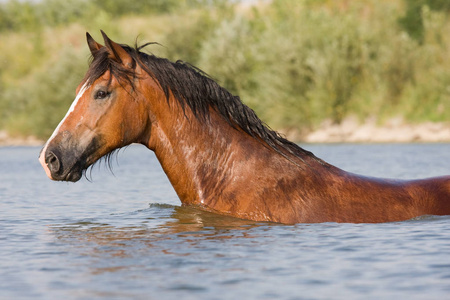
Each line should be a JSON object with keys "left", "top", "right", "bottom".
{"left": 101, "top": 70, "right": 112, "bottom": 81}
{"left": 92, "top": 70, "right": 117, "bottom": 86}
{"left": 75, "top": 83, "right": 84, "bottom": 95}
{"left": 75, "top": 77, "right": 94, "bottom": 95}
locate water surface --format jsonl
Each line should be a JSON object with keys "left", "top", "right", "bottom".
{"left": 1, "top": 144, "right": 449, "bottom": 299}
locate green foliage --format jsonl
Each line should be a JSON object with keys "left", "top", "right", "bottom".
{"left": 0, "top": 0, "right": 184, "bottom": 32}
{"left": 0, "top": 0, "right": 449, "bottom": 139}
{"left": 197, "top": 0, "right": 450, "bottom": 130}
{"left": 0, "top": 0, "right": 41, "bottom": 32}
{"left": 90, "top": 0, "right": 181, "bottom": 16}
{"left": 2, "top": 47, "right": 89, "bottom": 137}
{"left": 162, "top": 8, "right": 233, "bottom": 65}
{"left": 399, "top": 0, "right": 450, "bottom": 43}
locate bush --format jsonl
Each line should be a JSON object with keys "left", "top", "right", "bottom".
{"left": 1, "top": 0, "right": 450, "bottom": 139}
{"left": 197, "top": 0, "right": 450, "bottom": 130}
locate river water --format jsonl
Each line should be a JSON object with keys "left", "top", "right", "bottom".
{"left": 1, "top": 144, "right": 449, "bottom": 300}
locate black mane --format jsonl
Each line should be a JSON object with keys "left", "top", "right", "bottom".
{"left": 85, "top": 43, "right": 319, "bottom": 166}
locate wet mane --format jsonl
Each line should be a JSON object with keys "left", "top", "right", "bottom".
{"left": 85, "top": 43, "right": 320, "bottom": 165}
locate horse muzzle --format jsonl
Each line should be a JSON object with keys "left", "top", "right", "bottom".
{"left": 39, "top": 132, "right": 102, "bottom": 182}
{"left": 39, "top": 145, "right": 85, "bottom": 182}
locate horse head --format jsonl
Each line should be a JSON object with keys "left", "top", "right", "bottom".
{"left": 38, "top": 31, "right": 151, "bottom": 182}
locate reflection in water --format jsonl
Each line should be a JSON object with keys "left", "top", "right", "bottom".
{"left": 49, "top": 204, "right": 277, "bottom": 275}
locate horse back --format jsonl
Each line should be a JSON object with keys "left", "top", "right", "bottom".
{"left": 407, "top": 175, "right": 450, "bottom": 216}
{"left": 302, "top": 170, "right": 450, "bottom": 223}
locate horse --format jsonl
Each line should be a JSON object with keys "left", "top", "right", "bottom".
{"left": 38, "top": 31, "right": 450, "bottom": 224}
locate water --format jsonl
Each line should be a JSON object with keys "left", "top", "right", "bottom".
{"left": 1, "top": 144, "right": 449, "bottom": 300}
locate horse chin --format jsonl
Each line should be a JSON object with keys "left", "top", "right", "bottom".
{"left": 46, "top": 160, "right": 85, "bottom": 182}
{"left": 63, "top": 168, "right": 84, "bottom": 182}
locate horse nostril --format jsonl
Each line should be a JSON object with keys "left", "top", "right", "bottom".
{"left": 46, "top": 151, "right": 61, "bottom": 174}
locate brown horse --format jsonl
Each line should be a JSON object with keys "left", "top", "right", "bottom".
{"left": 38, "top": 31, "right": 450, "bottom": 224}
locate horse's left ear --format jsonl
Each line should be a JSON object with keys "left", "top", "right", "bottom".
{"left": 101, "top": 30, "right": 134, "bottom": 69}
{"left": 86, "top": 32, "right": 103, "bottom": 56}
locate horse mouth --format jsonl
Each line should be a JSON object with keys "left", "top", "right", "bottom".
{"left": 44, "top": 159, "right": 84, "bottom": 182}
{"left": 63, "top": 168, "right": 83, "bottom": 182}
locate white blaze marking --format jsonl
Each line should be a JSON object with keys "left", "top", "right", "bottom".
{"left": 39, "top": 82, "right": 90, "bottom": 179}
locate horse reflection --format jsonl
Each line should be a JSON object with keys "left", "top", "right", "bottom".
{"left": 50, "top": 205, "right": 266, "bottom": 264}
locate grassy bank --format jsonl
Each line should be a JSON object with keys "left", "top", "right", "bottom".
{"left": 0, "top": 0, "right": 449, "bottom": 140}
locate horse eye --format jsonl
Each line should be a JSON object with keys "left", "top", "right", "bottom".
{"left": 95, "top": 90, "right": 109, "bottom": 100}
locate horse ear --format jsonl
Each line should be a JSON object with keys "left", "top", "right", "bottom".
{"left": 86, "top": 32, "right": 103, "bottom": 55}
{"left": 101, "top": 30, "right": 134, "bottom": 68}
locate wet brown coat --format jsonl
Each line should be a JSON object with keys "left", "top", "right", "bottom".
{"left": 39, "top": 32, "right": 450, "bottom": 224}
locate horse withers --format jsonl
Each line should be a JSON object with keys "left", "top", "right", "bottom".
{"left": 39, "top": 31, "right": 450, "bottom": 223}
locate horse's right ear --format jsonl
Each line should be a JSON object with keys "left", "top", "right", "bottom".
{"left": 86, "top": 32, "right": 104, "bottom": 55}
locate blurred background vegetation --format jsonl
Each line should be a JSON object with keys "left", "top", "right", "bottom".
{"left": 0, "top": 0, "right": 449, "bottom": 140}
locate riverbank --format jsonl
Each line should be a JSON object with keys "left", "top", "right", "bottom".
{"left": 1, "top": 118, "right": 450, "bottom": 146}
{"left": 0, "top": 130, "right": 43, "bottom": 146}
{"left": 296, "top": 117, "right": 450, "bottom": 143}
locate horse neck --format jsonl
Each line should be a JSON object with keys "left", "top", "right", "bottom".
{"left": 143, "top": 92, "right": 306, "bottom": 208}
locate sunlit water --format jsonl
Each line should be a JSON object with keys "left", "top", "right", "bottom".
{"left": 1, "top": 144, "right": 449, "bottom": 300}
